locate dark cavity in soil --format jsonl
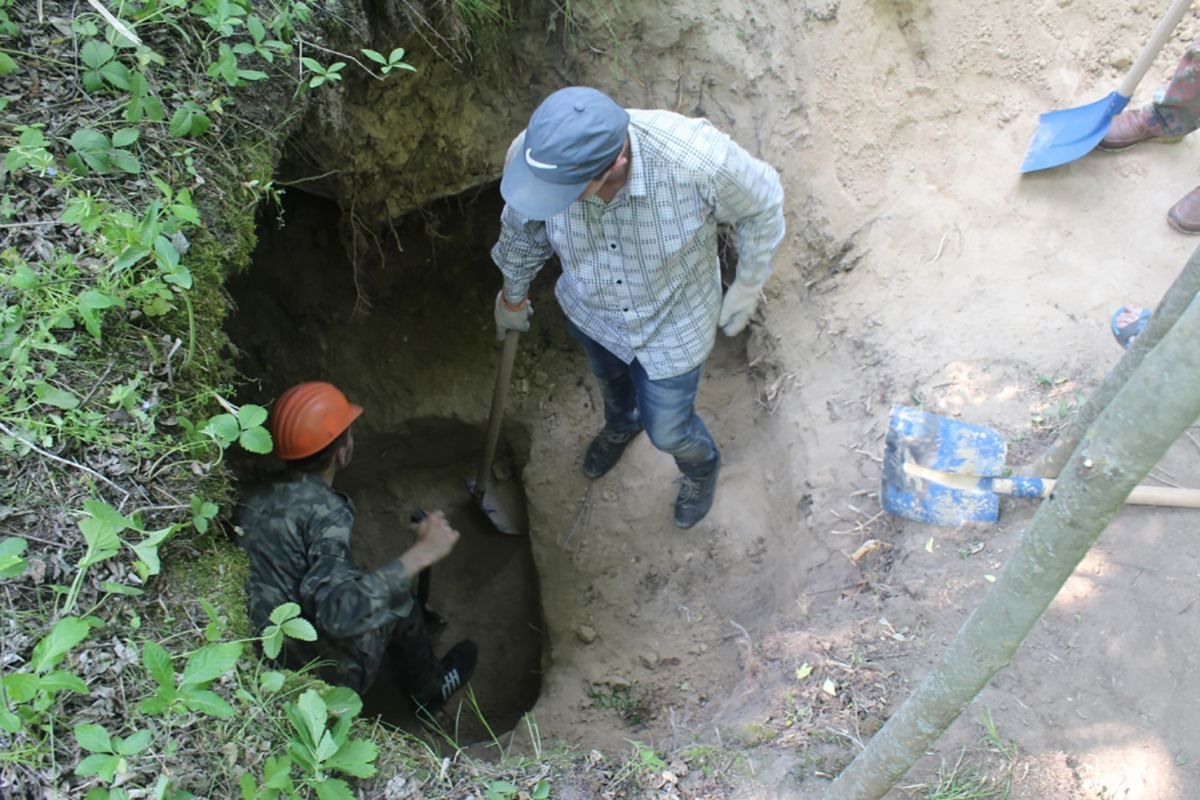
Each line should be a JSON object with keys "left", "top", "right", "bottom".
{"left": 225, "top": 188, "right": 543, "bottom": 736}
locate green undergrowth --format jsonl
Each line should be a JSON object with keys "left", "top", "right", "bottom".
{"left": 0, "top": 0, "right": 713, "bottom": 797}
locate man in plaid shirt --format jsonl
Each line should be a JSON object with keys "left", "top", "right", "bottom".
{"left": 491, "top": 86, "right": 785, "bottom": 528}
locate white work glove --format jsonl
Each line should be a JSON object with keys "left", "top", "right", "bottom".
{"left": 494, "top": 290, "right": 532, "bottom": 341}
{"left": 718, "top": 280, "right": 764, "bottom": 336}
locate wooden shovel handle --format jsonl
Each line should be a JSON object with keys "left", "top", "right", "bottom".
{"left": 990, "top": 477, "right": 1200, "bottom": 508}
{"left": 474, "top": 329, "right": 520, "bottom": 493}
{"left": 1118, "top": 0, "right": 1193, "bottom": 98}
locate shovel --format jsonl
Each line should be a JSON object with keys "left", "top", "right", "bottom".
{"left": 1020, "top": 0, "right": 1192, "bottom": 173}
{"left": 881, "top": 405, "right": 1200, "bottom": 526}
{"left": 465, "top": 329, "right": 526, "bottom": 536}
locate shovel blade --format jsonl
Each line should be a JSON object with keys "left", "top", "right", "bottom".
{"left": 465, "top": 477, "right": 526, "bottom": 536}
{"left": 1020, "top": 91, "right": 1130, "bottom": 173}
{"left": 881, "top": 406, "right": 1007, "bottom": 526}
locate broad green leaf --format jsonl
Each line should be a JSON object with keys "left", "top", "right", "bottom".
{"left": 80, "top": 40, "right": 115, "bottom": 69}
{"left": 78, "top": 519, "right": 121, "bottom": 568}
{"left": 107, "top": 149, "right": 140, "bottom": 174}
{"left": 39, "top": 670, "right": 88, "bottom": 694}
{"left": 100, "top": 60, "right": 132, "bottom": 90}
{"left": 33, "top": 382, "right": 79, "bottom": 410}
{"left": 0, "top": 536, "right": 27, "bottom": 578}
{"left": 237, "top": 404, "right": 268, "bottom": 428}
{"left": 0, "top": 708, "right": 19, "bottom": 733}
{"left": 69, "top": 128, "right": 112, "bottom": 173}
{"left": 315, "top": 729, "right": 340, "bottom": 762}
{"left": 321, "top": 687, "right": 361, "bottom": 718}
{"left": 99, "top": 581, "right": 144, "bottom": 596}
{"left": 79, "top": 289, "right": 122, "bottom": 310}
{"left": 261, "top": 625, "right": 283, "bottom": 660}
{"left": 268, "top": 602, "right": 300, "bottom": 625}
{"left": 83, "top": 499, "right": 132, "bottom": 533}
{"left": 180, "top": 686, "right": 233, "bottom": 718}
{"left": 259, "top": 671, "right": 285, "bottom": 693}
{"left": 239, "top": 426, "right": 272, "bottom": 454}
{"left": 201, "top": 414, "right": 239, "bottom": 445}
{"left": 238, "top": 772, "right": 257, "bottom": 800}
{"left": 153, "top": 235, "right": 179, "bottom": 269}
{"left": 75, "top": 752, "right": 120, "bottom": 781}
{"left": 115, "top": 729, "right": 151, "bottom": 755}
{"left": 0, "top": 53, "right": 17, "bottom": 76}
{"left": 294, "top": 689, "right": 328, "bottom": 747}
{"left": 388, "top": 48, "right": 407, "bottom": 62}
{"left": 238, "top": 69, "right": 268, "bottom": 81}
{"left": 130, "top": 524, "right": 175, "bottom": 578}
{"left": 75, "top": 722, "right": 113, "bottom": 754}
{"left": 313, "top": 777, "right": 354, "bottom": 800}
{"left": 3, "top": 672, "right": 39, "bottom": 702}
{"left": 180, "top": 641, "right": 242, "bottom": 687}
{"left": 10, "top": 263, "right": 38, "bottom": 289}
{"left": 30, "top": 617, "right": 92, "bottom": 672}
{"left": 281, "top": 617, "right": 316, "bottom": 642}
{"left": 137, "top": 693, "right": 172, "bottom": 715}
{"left": 262, "top": 755, "right": 294, "bottom": 791}
{"left": 142, "top": 641, "right": 173, "bottom": 687}
{"left": 362, "top": 49, "right": 386, "bottom": 64}
{"left": 111, "top": 128, "right": 139, "bottom": 147}
{"left": 326, "top": 738, "right": 378, "bottom": 778}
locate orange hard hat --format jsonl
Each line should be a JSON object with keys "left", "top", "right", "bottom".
{"left": 271, "top": 381, "right": 363, "bottom": 460}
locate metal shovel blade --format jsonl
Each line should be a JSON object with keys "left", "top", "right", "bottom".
{"left": 465, "top": 476, "right": 526, "bottom": 536}
{"left": 1020, "top": 91, "right": 1129, "bottom": 173}
{"left": 881, "top": 405, "right": 1008, "bottom": 526}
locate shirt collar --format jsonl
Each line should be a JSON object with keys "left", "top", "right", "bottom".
{"left": 626, "top": 123, "right": 646, "bottom": 197}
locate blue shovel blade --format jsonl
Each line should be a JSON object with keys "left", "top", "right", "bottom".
{"left": 881, "top": 406, "right": 1008, "bottom": 526}
{"left": 1020, "top": 91, "right": 1131, "bottom": 173}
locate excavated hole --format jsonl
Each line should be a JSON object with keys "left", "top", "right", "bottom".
{"left": 225, "top": 188, "right": 542, "bottom": 737}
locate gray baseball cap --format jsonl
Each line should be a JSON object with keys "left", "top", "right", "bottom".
{"left": 500, "top": 87, "right": 630, "bottom": 220}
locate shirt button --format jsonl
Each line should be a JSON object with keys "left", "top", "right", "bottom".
{"left": 623, "top": 307, "right": 629, "bottom": 312}
{"left": 616, "top": 279, "right": 623, "bottom": 284}
{"left": 609, "top": 243, "right": 617, "bottom": 249}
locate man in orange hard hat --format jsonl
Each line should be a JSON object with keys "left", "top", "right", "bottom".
{"left": 235, "top": 381, "right": 476, "bottom": 713}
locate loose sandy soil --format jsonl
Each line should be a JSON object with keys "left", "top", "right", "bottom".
{"left": 228, "top": 0, "right": 1200, "bottom": 797}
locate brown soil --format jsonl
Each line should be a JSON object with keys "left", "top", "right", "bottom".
{"left": 226, "top": 0, "right": 1200, "bottom": 796}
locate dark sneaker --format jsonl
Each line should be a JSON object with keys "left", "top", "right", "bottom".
{"left": 583, "top": 425, "right": 643, "bottom": 478}
{"left": 413, "top": 639, "right": 477, "bottom": 713}
{"left": 673, "top": 461, "right": 720, "bottom": 529}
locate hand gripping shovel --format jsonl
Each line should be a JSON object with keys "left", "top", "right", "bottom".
{"left": 881, "top": 405, "right": 1200, "bottom": 526}
{"left": 1020, "top": 0, "right": 1192, "bottom": 173}
{"left": 465, "top": 329, "right": 527, "bottom": 536}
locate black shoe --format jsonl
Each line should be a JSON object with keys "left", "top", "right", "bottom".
{"left": 422, "top": 604, "right": 448, "bottom": 629}
{"left": 413, "top": 640, "right": 477, "bottom": 713}
{"left": 583, "top": 425, "right": 643, "bottom": 478}
{"left": 673, "top": 461, "right": 720, "bottom": 529}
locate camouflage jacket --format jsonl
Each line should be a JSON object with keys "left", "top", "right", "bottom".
{"left": 235, "top": 472, "right": 414, "bottom": 691}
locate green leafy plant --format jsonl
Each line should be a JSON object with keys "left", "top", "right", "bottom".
{"left": 3, "top": 124, "right": 55, "bottom": 175}
{"left": 68, "top": 127, "right": 142, "bottom": 175}
{"left": 299, "top": 56, "right": 344, "bottom": 88}
{"left": 74, "top": 722, "right": 152, "bottom": 785}
{"left": 169, "top": 101, "right": 212, "bottom": 138}
{"left": 80, "top": 40, "right": 131, "bottom": 91}
{"left": 191, "top": 495, "right": 219, "bottom": 533}
{"left": 0, "top": 536, "right": 29, "bottom": 578}
{"left": 361, "top": 47, "right": 416, "bottom": 75}
{"left": 0, "top": 616, "right": 95, "bottom": 734}
{"left": 200, "top": 400, "right": 272, "bottom": 454}
{"left": 139, "top": 639, "right": 243, "bottom": 719}
{"left": 260, "top": 602, "right": 317, "bottom": 659}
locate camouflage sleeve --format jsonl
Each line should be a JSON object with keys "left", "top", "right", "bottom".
{"left": 297, "top": 503, "right": 414, "bottom": 640}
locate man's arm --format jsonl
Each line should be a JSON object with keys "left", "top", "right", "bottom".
{"left": 490, "top": 134, "right": 554, "bottom": 301}
{"left": 711, "top": 137, "right": 786, "bottom": 286}
{"left": 298, "top": 509, "right": 458, "bottom": 640}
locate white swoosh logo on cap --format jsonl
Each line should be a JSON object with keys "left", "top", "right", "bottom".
{"left": 525, "top": 148, "right": 558, "bottom": 170}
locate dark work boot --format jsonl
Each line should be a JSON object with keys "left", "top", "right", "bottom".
{"left": 673, "top": 460, "right": 720, "bottom": 529}
{"left": 1097, "top": 108, "right": 1183, "bottom": 151}
{"left": 412, "top": 639, "right": 477, "bottom": 714}
{"left": 583, "top": 425, "right": 643, "bottom": 478}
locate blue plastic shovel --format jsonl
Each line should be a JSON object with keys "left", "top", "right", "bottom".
{"left": 881, "top": 405, "right": 1200, "bottom": 527}
{"left": 1021, "top": 0, "right": 1192, "bottom": 173}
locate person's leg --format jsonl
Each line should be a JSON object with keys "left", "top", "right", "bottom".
{"left": 388, "top": 610, "right": 477, "bottom": 714}
{"left": 1152, "top": 41, "right": 1200, "bottom": 136}
{"left": 630, "top": 360, "right": 721, "bottom": 527}
{"left": 568, "top": 320, "right": 644, "bottom": 477}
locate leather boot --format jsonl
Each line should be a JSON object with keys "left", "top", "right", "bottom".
{"left": 1168, "top": 185, "right": 1200, "bottom": 234}
{"left": 1098, "top": 108, "right": 1183, "bottom": 151}
{"left": 583, "top": 425, "right": 642, "bottom": 478}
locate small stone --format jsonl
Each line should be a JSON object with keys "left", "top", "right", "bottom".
{"left": 602, "top": 675, "right": 631, "bottom": 690}
{"left": 640, "top": 650, "right": 660, "bottom": 670}
{"left": 1110, "top": 51, "right": 1132, "bottom": 70}
{"left": 533, "top": 370, "right": 549, "bottom": 386}
{"left": 575, "top": 624, "right": 598, "bottom": 644}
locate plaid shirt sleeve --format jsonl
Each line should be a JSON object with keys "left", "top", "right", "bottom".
{"left": 708, "top": 136, "right": 785, "bottom": 286}
{"left": 491, "top": 133, "right": 554, "bottom": 300}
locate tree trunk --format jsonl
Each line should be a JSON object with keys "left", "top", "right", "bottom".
{"left": 824, "top": 293, "right": 1200, "bottom": 800}
{"left": 1026, "top": 244, "right": 1200, "bottom": 477}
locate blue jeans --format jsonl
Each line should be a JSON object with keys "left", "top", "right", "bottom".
{"left": 568, "top": 320, "right": 720, "bottom": 480}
